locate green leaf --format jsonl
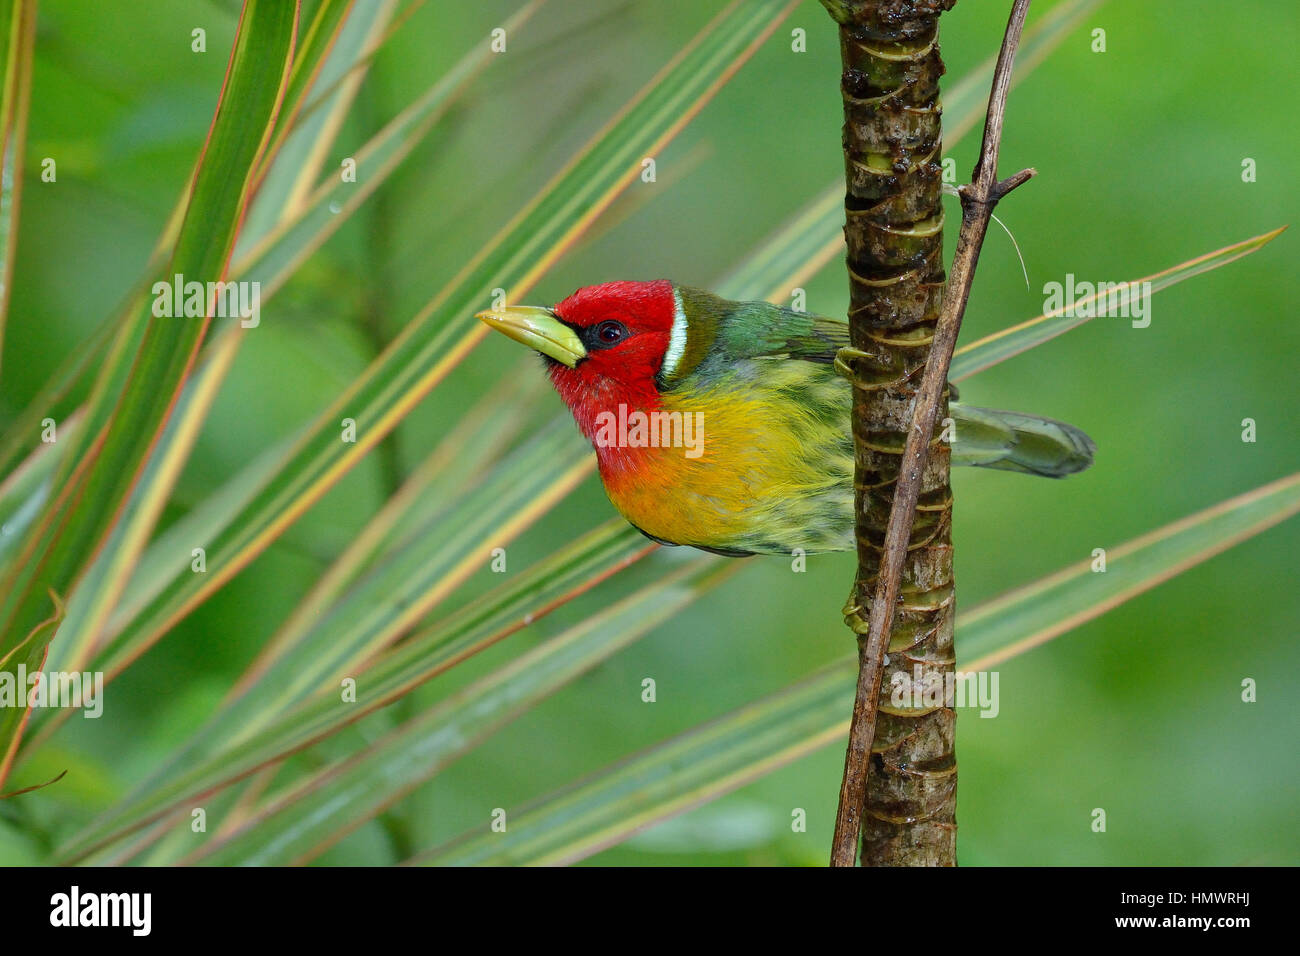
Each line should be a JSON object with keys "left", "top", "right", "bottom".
{"left": 0, "top": 0, "right": 35, "bottom": 379}
{"left": 44, "top": 406, "right": 587, "bottom": 762}
{"left": 0, "top": 0, "right": 412, "bottom": 482}
{"left": 951, "top": 226, "right": 1287, "bottom": 382}
{"left": 0, "top": 0, "right": 301, "bottom": 782}
{"left": 941, "top": 0, "right": 1104, "bottom": 147}
{"left": 0, "top": 213, "right": 184, "bottom": 487}
{"left": 717, "top": 184, "right": 842, "bottom": 303}
{"left": 42, "top": 0, "right": 398, "bottom": 681}
{"left": 415, "top": 657, "right": 855, "bottom": 867}
{"left": 55, "top": 521, "right": 663, "bottom": 861}
{"left": 234, "top": 0, "right": 547, "bottom": 297}
{"left": 20, "top": 2, "right": 554, "bottom": 753}
{"left": 411, "top": 472, "right": 1300, "bottom": 865}
{"left": 0, "top": 414, "right": 69, "bottom": 567}
{"left": 957, "top": 472, "right": 1300, "bottom": 668}
{"left": 220, "top": 364, "right": 552, "bottom": 686}
{"left": 185, "top": 558, "right": 728, "bottom": 866}
{"left": 182, "top": 422, "right": 592, "bottom": 750}
{"left": 42, "top": 332, "right": 244, "bottom": 687}
{"left": 239, "top": 0, "right": 367, "bottom": 242}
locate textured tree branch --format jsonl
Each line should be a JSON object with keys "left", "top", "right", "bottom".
{"left": 823, "top": 0, "right": 1034, "bottom": 867}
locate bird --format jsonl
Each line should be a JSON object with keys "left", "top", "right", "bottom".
{"left": 477, "top": 280, "right": 1094, "bottom": 556}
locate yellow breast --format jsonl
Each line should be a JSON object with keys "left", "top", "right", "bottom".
{"left": 597, "top": 366, "right": 852, "bottom": 552}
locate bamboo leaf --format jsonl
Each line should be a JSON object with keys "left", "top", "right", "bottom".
{"left": 42, "top": 0, "right": 398, "bottom": 679}
{"left": 0, "top": 0, "right": 301, "bottom": 780}
{"left": 951, "top": 226, "right": 1287, "bottom": 382}
{"left": 184, "top": 559, "right": 728, "bottom": 867}
{"left": 0, "top": 0, "right": 35, "bottom": 378}
{"left": 234, "top": 0, "right": 546, "bottom": 297}
{"left": 414, "top": 657, "right": 855, "bottom": 867}
{"left": 411, "top": 473, "right": 1300, "bottom": 865}
{"left": 55, "top": 521, "right": 660, "bottom": 861}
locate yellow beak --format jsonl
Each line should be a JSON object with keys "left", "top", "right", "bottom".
{"left": 475, "top": 305, "right": 587, "bottom": 368}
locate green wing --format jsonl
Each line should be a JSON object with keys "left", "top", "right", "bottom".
{"left": 692, "top": 290, "right": 849, "bottom": 364}
{"left": 664, "top": 287, "right": 851, "bottom": 387}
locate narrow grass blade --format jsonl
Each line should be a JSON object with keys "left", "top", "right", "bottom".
{"left": 410, "top": 472, "right": 1300, "bottom": 865}
{"left": 55, "top": 521, "right": 657, "bottom": 861}
{"left": 184, "top": 559, "right": 728, "bottom": 866}
{"left": 0, "top": 0, "right": 300, "bottom": 779}
{"left": 952, "top": 227, "right": 1287, "bottom": 382}
{"left": 43, "top": 0, "right": 398, "bottom": 678}
{"left": 0, "top": 0, "right": 35, "bottom": 378}
{"left": 414, "top": 657, "right": 856, "bottom": 866}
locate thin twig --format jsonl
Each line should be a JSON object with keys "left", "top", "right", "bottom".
{"left": 830, "top": 0, "right": 1035, "bottom": 867}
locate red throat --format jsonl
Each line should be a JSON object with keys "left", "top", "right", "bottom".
{"left": 545, "top": 280, "right": 677, "bottom": 468}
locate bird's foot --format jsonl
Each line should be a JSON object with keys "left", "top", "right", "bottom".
{"left": 833, "top": 346, "right": 877, "bottom": 386}
{"left": 841, "top": 594, "right": 872, "bottom": 635}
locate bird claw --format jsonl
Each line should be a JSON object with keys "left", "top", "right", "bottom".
{"left": 833, "top": 346, "right": 876, "bottom": 385}
{"left": 842, "top": 595, "right": 872, "bottom": 635}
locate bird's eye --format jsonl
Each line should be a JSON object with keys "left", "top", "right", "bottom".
{"left": 594, "top": 320, "right": 628, "bottom": 345}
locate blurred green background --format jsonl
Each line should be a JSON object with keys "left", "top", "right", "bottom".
{"left": 1, "top": 0, "right": 1296, "bottom": 865}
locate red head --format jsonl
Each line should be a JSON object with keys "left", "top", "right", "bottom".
{"left": 546, "top": 280, "right": 676, "bottom": 424}
{"left": 476, "top": 279, "right": 686, "bottom": 462}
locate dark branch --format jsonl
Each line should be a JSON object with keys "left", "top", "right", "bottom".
{"left": 829, "top": 0, "right": 1034, "bottom": 867}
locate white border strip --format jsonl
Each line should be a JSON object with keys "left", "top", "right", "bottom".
{"left": 662, "top": 287, "right": 689, "bottom": 378}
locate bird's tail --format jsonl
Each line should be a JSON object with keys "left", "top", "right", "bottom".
{"left": 950, "top": 404, "right": 1095, "bottom": 478}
